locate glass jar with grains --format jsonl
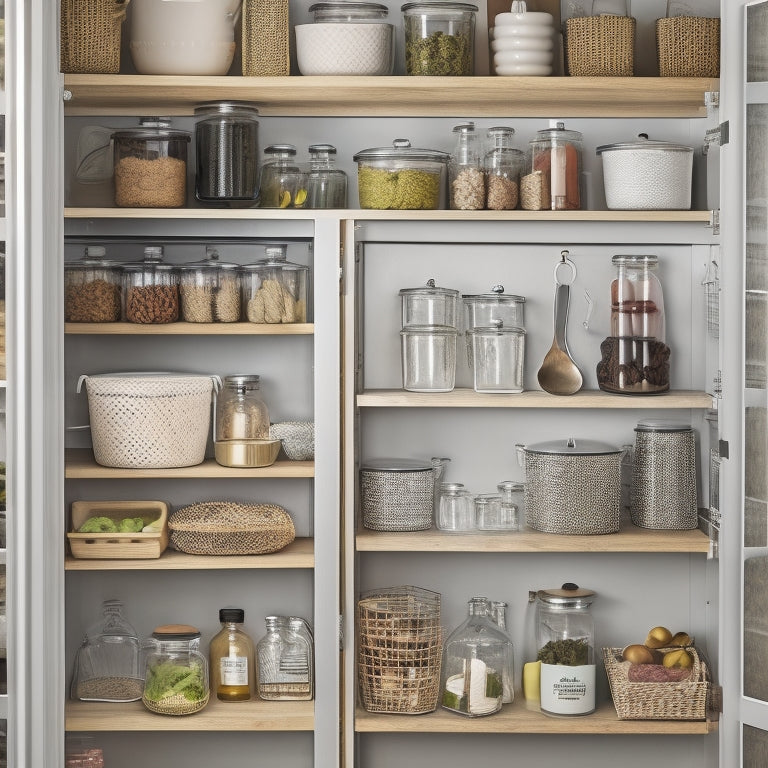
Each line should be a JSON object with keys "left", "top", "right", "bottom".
{"left": 122, "top": 245, "right": 179, "bottom": 324}
{"left": 484, "top": 126, "right": 523, "bottom": 210}
{"left": 241, "top": 244, "right": 309, "bottom": 324}
{"left": 64, "top": 245, "right": 122, "bottom": 323}
{"left": 178, "top": 246, "right": 241, "bottom": 323}
{"left": 449, "top": 122, "right": 484, "bottom": 211}
{"left": 215, "top": 374, "right": 270, "bottom": 442}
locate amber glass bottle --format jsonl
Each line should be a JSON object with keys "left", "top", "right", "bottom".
{"left": 210, "top": 608, "right": 256, "bottom": 702}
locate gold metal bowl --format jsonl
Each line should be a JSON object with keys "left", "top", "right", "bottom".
{"left": 214, "top": 439, "right": 281, "bottom": 468}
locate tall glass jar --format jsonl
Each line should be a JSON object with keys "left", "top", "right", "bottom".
{"left": 441, "top": 597, "right": 510, "bottom": 716}
{"left": 122, "top": 245, "right": 179, "bottom": 324}
{"left": 178, "top": 247, "right": 241, "bottom": 323}
{"left": 256, "top": 615, "right": 314, "bottom": 700}
{"left": 64, "top": 245, "right": 122, "bottom": 323}
{"left": 449, "top": 122, "right": 484, "bottom": 211}
{"left": 597, "top": 254, "right": 670, "bottom": 394}
{"left": 241, "top": 245, "right": 309, "bottom": 324}
{"left": 215, "top": 374, "right": 270, "bottom": 443}
{"left": 141, "top": 625, "right": 210, "bottom": 715}
{"left": 258, "top": 144, "right": 307, "bottom": 208}
{"left": 484, "top": 126, "right": 523, "bottom": 210}
{"left": 535, "top": 583, "right": 596, "bottom": 716}
{"left": 306, "top": 144, "right": 348, "bottom": 209}
{"left": 209, "top": 607, "right": 256, "bottom": 702}
{"left": 526, "top": 122, "right": 583, "bottom": 211}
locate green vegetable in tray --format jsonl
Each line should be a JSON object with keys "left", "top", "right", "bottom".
{"left": 143, "top": 661, "right": 206, "bottom": 703}
{"left": 117, "top": 517, "right": 145, "bottom": 533}
{"left": 537, "top": 638, "right": 590, "bottom": 666}
{"left": 78, "top": 516, "right": 118, "bottom": 533}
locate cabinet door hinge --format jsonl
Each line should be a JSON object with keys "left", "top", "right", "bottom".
{"left": 709, "top": 209, "right": 720, "bottom": 236}
{"left": 712, "top": 370, "right": 723, "bottom": 398}
{"left": 704, "top": 91, "right": 720, "bottom": 109}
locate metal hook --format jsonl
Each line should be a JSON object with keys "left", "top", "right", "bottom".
{"left": 582, "top": 290, "right": 594, "bottom": 329}
{"left": 554, "top": 249, "right": 577, "bottom": 286}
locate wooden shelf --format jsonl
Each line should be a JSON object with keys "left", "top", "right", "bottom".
{"left": 66, "top": 698, "right": 314, "bottom": 732}
{"left": 355, "top": 701, "right": 716, "bottom": 735}
{"left": 65, "top": 321, "right": 314, "bottom": 335}
{"left": 65, "top": 538, "right": 314, "bottom": 570}
{"left": 62, "top": 75, "right": 718, "bottom": 118}
{"left": 357, "top": 388, "right": 713, "bottom": 409}
{"left": 65, "top": 449, "right": 314, "bottom": 479}
{"left": 356, "top": 527, "right": 710, "bottom": 554}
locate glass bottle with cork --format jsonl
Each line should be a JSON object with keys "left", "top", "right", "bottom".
{"left": 209, "top": 607, "right": 256, "bottom": 702}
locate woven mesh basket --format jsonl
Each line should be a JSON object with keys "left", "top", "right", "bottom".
{"left": 142, "top": 691, "right": 209, "bottom": 716}
{"left": 361, "top": 464, "right": 436, "bottom": 532}
{"left": 656, "top": 16, "right": 720, "bottom": 78}
{"left": 168, "top": 501, "right": 295, "bottom": 555}
{"left": 565, "top": 15, "right": 635, "bottom": 77}
{"left": 242, "top": 0, "right": 290, "bottom": 76}
{"left": 80, "top": 374, "right": 214, "bottom": 469}
{"left": 603, "top": 647, "right": 709, "bottom": 720}
{"left": 358, "top": 587, "right": 442, "bottom": 714}
{"left": 60, "top": 0, "right": 128, "bottom": 74}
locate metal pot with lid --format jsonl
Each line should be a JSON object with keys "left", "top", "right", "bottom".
{"left": 516, "top": 438, "right": 623, "bottom": 534}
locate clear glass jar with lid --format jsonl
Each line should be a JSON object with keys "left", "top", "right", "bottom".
{"left": 215, "top": 374, "right": 270, "bottom": 442}
{"left": 256, "top": 615, "right": 314, "bottom": 700}
{"left": 526, "top": 122, "right": 583, "bottom": 211}
{"left": 111, "top": 117, "right": 191, "bottom": 208}
{"left": 436, "top": 482, "right": 475, "bottom": 531}
{"left": 141, "top": 624, "right": 210, "bottom": 715}
{"left": 534, "top": 583, "right": 596, "bottom": 716}
{"left": 122, "top": 245, "right": 179, "bottom": 324}
{"left": 462, "top": 285, "right": 526, "bottom": 331}
{"left": 449, "top": 122, "right": 484, "bottom": 210}
{"left": 258, "top": 144, "right": 307, "bottom": 209}
{"left": 64, "top": 245, "right": 122, "bottom": 323}
{"left": 441, "top": 596, "right": 511, "bottom": 716}
{"left": 178, "top": 246, "right": 241, "bottom": 323}
{"left": 306, "top": 144, "right": 348, "bottom": 209}
{"left": 241, "top": 244, "right": 309, "bottom": 324}
{"left": 496, "top": 480, "right": 524, "bottom": 530}
{"left": 71, "top": 599, "right": 143, "bottom": 702}
{"left": 466, "top": 320, "right": 526, "bottom": 393}
{"left": 484, "top": 126, "right": 523, "bottom": 210}
{"left": 399, "top": 278, "right": 460, "bottom": 328}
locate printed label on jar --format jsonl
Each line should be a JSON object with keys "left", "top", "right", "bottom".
{"left": 220, "top": 656, "right": 248, "bottom": 686}
{"left": 539, "top": 663, "right": 595, "bottom": 715}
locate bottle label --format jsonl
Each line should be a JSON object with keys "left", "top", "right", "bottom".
{"left": 540, "top": 663, "right": 595, "bottom": 715}
{"left": 220, "top": 656, "right": 248, "bottom": 686}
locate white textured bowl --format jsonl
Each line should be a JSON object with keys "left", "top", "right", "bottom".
{"left": 295, "top": 23, "right": 394, "bottom": 76}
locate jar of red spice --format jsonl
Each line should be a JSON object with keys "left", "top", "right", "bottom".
{"left": 523, "top": 122, "right": 583, "bottom": 211}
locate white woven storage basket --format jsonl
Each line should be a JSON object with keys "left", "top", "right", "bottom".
{"left": 78, "top": 373, "right": 217, "bottom": 469}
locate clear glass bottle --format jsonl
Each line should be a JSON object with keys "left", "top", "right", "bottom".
{"left": 496, "top": 480, "right": 525, "bottom": 531}
{"left": 489, "top": 600, "right": 515, "bottom": 704}
{"left": 209, "top": 607, "right": 256, "bottom": 702}
{"left": 215, "top": 374, "right": 270, "bottom": 442}
{"left": 527, "top": 122, "right": 583, "bottom": 211}
{"left": 122, "top": 245, "right": 179, "bottom": 324}
{"left": 256, "top": 615, "right": 314, "bottom": 700}
{"left": 64, "top": 245, "right": 123, "bottom": 323}
{"left": 484, "top": 127, "right": 523, "bottom": 210}
{"left": 241, "top": 244, "right": 310, "bottom": 324}
{"left": 306, "top": 144, "right": 348, "bottom": 209}
{"left": 141, "top": 624, "right": 210, "bottom": 715}
{"left": 258, "top": 144, "right": 307, "bottom": 208}
{"left": 449, "top": 122, "right": 485, "bottom": 211}
{"left": 178, "top": 246, "right": 241, "bottom": 323}
{"left": 441, "top": 596, "right": 510, "bottom": 716}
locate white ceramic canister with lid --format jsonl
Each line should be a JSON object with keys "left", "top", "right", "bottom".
{"left": 491, "top": 1, "right": 555, "bottom": 77}
{"left": 129, "top": 0, "right": 242, "bottom": 75}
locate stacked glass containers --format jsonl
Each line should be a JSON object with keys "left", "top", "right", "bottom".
{"left": 306, "top": 144, "right": 348, "bottom": 208}
{"left": 178, "top": 246, "right": 241, "bottom": 323}
{"left": 449, "top": 122, "right": 484, "bottom": 211}
{"left": 596, "top": 254, "right": 670, "bottom": 394}
{"left": 523, "top": 122, "right": 583, "bottom": 211}
{"left": 64, "top": 245, "right": 122, "bottom": 323}
{"left": 484, "top": 126, "right": 524, "bottom": 210}
{"left": 241, "top": 244, "right": 309, "bottom": 324}
{"left": 399, "top": 279, "right": 459, "bottom": 392}
{"left": 122, "top": 245, "right": 179, "bottom": 324}
{"left": 259, "top": 144, "right": 307, "bottom": 208}
{"left": 256, "top": 615, "right": 314, "bottom": 700}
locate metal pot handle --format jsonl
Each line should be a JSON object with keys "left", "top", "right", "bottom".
{"left": 515, "top": 443, "right": 526, "bottom": 470}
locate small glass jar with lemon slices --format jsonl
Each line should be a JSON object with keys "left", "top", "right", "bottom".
{"left": 259, "top": 144, "right": 308, "bottom": 208}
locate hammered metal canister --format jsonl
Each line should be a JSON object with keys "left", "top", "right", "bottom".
{"left": 630, "top": 420, "right": 697, "bottom": 529}
{"left": 516, "top": 438, "right": 623, "bottom": 534}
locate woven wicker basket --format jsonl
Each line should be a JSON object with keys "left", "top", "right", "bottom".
{"left": 565, "top": 15, "right": 635, "bottom": 77}
{"left": 358, "top": 587, "right": 442, "bottom": 714}
{"left": 168, "top": 501, "right": 295, "bottom": 555}
{"left": 603, "top": 647, "right": 709, "bottom": 720}
{"left": 656, "top": 16, "right": 720, "bottom": 78}
{"left": 60, "top": 0, "right": 128, "bottom": 74}
{"left": 242, "top": 0, "right": 290, "bottom": 76}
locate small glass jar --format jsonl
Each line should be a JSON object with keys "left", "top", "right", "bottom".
{"left": 441, "top": 597, "right": 511, "bottom": 716}
{"left": 400, "top": 324, "right": 458, "bottom": 392}
{"left": 402, "top": 2, "right": 478, "bottom": 75}
{"left": 484, "top": 127, "right": 523, "bottom": 210}
{"left": 122, "top": 246, "right": 179, "bottom": 324}
{"left": 306, "top": 144, "right": 348, "bottom": 209}
{"left": 215, "top": 374, "right": 270, "bottom": 442}
{"left": 257, "top": 615, "right": 314, "bottom": 700}
{"left": 399, "top": 279, "right": 459, "bottom": 328}
{"left": 259, "top": 144, "right": 308, "bottom": 209}
{"left": 178, "top": 246, "right": 241, "bottom": 323}
{"left": 209, "top": 607, "right": 256, "bottom": 702}
{"left": 111, "top": 118, "right": 190, "bottom": 208}
{"left": 142, "top": 625, "right": 209, "bottom": 715}
{"left": 475, "top": 492, "right": 515, "bottom": 531}
{"left": 496, "top": 480, "right": 524, "bottom": 531}
{"left": 64, "top": 245, "right": 122, "bottom": 323}
{"left": 194, "top": 101, "right": 260, "bottom": 204}
{"left": 437, "top": 482, "right": 475, "bottom": 531}
{"left": 526, "top": 122, "right": 583, "bottom": 211}
{"left": 462, "top": 285, "right": 526, "bottom": 331}
{"left": 449, "top": 122, "right": 484, "bottom": 211}
{"left": 240, "top": 244, "right": 309, "bottom": 324}
{"left": 466, "top": 321, "right": 525, "bottom": 393}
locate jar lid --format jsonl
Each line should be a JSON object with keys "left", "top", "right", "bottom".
{"left": 497, "top": 480, "right": 523, "bottom": 491}
{"left": 462, "top": 285, "right": 526, "bottom": 303}
{"left": 596, "top": 134, "right": 693, "bottom": 155}
{"left": 635, "top": 419, "right": 692, "bottom": 433}
{"left": 264, "top": 144, "right": 297, "bottom": 157}
{"left": 487, "top": 126, "right": 515, "bottom": 137}
{"left": 399, "top": 279, "right": 459, "bottom": 298}
{"left": 401, "top": 2, "right": 479, "bottom": 12}
{"left": 399, "top": 325, "right": 458, "bottom": 336}
{"left": 353, "top": 139, "right": 450, "bottom": 164}
{"left": 178, "top": 248, "right": 239, "bottom": 272}
{"left": 223, "top": 374, "right": 261, "bottom": 388}
{"left": 523, "top": 437, "right": 621, "bottom": 456}
{"left": 219, "top": 607, "right": 245, "bottom": 623}
{"left": 532, "top": 122, "right": 582, "bottom": 142}
{"left": 122, "top": 249, "right": 176, "bottom": 273}
{"left": 612, "top": 254, "right": 659, "bottom": 267}
{"left": 439, "top": 482, "right": 465, "bottom": 491}
{"left": 474, "top": 493, "right": 502, "bottom": 505}
{"left": 65, "top": 246, "right": 120, "bottom": 269}
{"left": 241, "top": 245, "right": 308, "bottom": 273}
{"left": 194, "top": 101, "right": 260, "bottom": 117}
{"left": 452, "top": 121, "right": 476, "bottom": 134}
{"left": 466, "top": 320, "right": 525, "bottom": 336}
{"left": 309, "top": 143, "right": 338, "bottom": 155}
{"left": 112, "top": 117, "right": 191, "bottom": 142}
{"left": 309, "top": 1, "right": 389, "bottom": 20}
{"left": 361, "top": 458, "right": 436, "bottom": 472}
{"left": 151, "top": 624, "right": 201, "bottom": 641}
{"left": 536, "top": 582, "right": 595, "bottom": 606}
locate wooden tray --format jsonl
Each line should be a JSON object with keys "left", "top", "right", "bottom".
{"left": 67, "top": 500, "right": 169, "bottom": 559}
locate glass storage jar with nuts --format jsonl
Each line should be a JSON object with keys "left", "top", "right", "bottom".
{"left": 178, "top": 246, "right": 241, "bottom": 323}
{"left": 64, "top": 245, "right": 122, "bottom": 323}
{"left": 484, "top": 126, "right": 523, "bottom": 210}
{"left": 122, "top": 246, "right": 179, "bottom": 324}
{"left": 449, "top": 122, "right": 485, "bottom": 211}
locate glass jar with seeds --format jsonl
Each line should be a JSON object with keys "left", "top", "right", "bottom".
{"left": 215, "top": 374, "right": 270, "bottom": 442}
{"left": 122, "top": 245, "right": 179, "bottom": 324}
{"left": 64, "top": 245, "right": 123, "bottom": 323}
{"left": 449, "top": 122, "right": 484, "bottom": 211}
{"left": 178, "top": 246, "right": 241, "bottom": 323}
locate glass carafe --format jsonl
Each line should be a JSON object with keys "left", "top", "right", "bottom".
{"left": 256, "top": 615, "right": 314, "bottom": 700}
{"left": 449, "top": 122, "right": 484, "bottom": 211}
{"left": 441, "top": 597, "right": 510, "bottom": 716}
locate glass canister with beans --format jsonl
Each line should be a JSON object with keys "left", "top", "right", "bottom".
{"left": 64, "top": 245, "right": 123, "bottom": 323}
{"left": 122, "top": 246, "right": 179, "bottom": 324}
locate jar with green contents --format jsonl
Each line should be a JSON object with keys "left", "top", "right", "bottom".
{"left": 353, "top": 139, "right": 449, "bottom": 210}
{"left": 401, "top": 2, "right": 478, "bottom": 75}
